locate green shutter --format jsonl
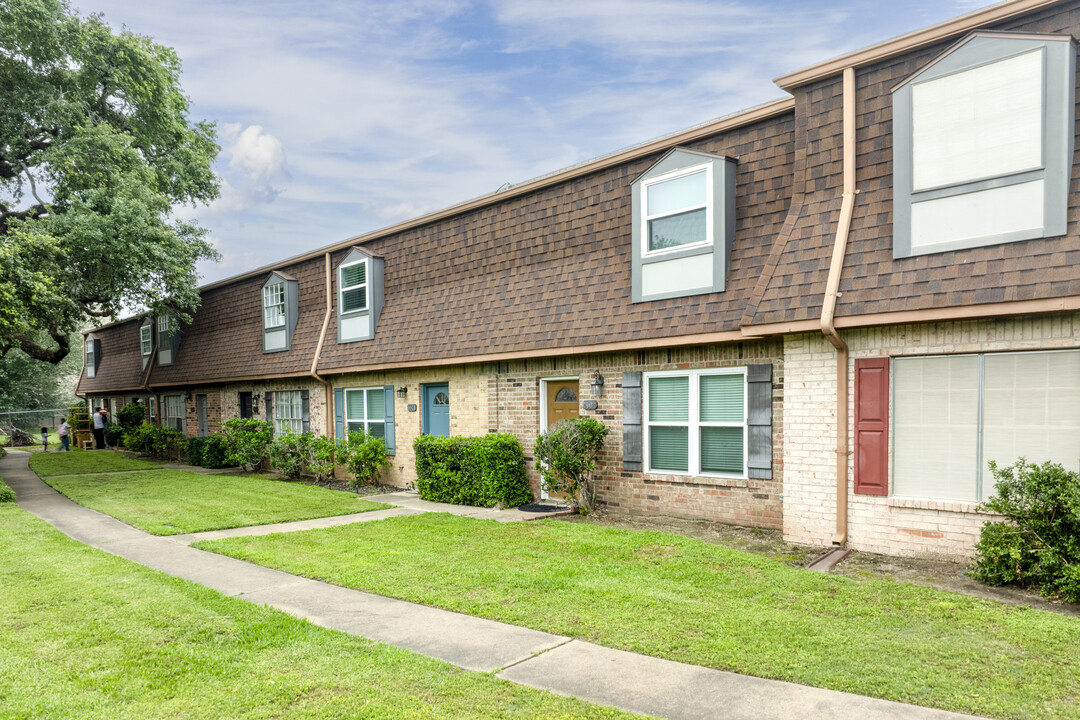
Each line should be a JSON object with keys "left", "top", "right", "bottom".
{"left": 649, "top": 377, "right": 689, "bottom": 422}
{"left": 701, "top": 427, "right": 743, "bottom": 474}
{"left": 700, "top": 374, "right": 743, "bottom": 422}
{"left": 341, "top": 262, "right": 366, "bottom": 288}
{"left": 345, "top": 389, "right": 365, "bottom": 420}
{"left": 649, "top": 426, "right": 688, "bottom": 471}
{"left": 366, "top": 388, "right": 385, "bottom": 421}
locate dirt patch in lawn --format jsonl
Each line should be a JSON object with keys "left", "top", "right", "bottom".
{"left": 562, "top": 510, "right": 1080, "bottom": 617}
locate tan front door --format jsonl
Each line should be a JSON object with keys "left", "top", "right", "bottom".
{"left": 546, "top": 380, "right": 580, "bottom": 429}
{"left": 543, "top": 380, "right": 580, "bottom": 500}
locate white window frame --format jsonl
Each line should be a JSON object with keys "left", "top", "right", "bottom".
{"left": 273, "top": 390, "right": 304, "bottom": 435}
{"left": 891, "top": 348, "right": 1080, "bottom": 502}
{"left": 643, "top": 367, "right": 747, "bottom": 478}
{"left": 164, "top": 395, "right": 184, "bottom": 433}
{"left": 640, "top": 163, "right": 713, "bottom": 258}
{"left": 338, "top": 258, "right": 369, "bottom": 315}
{"left": 148, "top": 396, "right": 157, "bottom": 423}
{"left": 157, "top": 314, "right": 169, "bottom": 334}
{"left": 262, "top": 281, "right": 286, "bottom": 329}
{"left": 344, "top": 386, "right": 385, "bottom": 439}
{"left": 140, "top": 325, "right": 152, "bottom": 357}
{"left": 85, "top": 337, "right": 96, "bottom": 378}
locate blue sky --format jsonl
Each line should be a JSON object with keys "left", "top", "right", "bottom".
{"left": 75, "top": 0, "right": 993, "bottom": 284}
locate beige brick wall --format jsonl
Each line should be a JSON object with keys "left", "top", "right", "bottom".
{"left": 335, "top": 341, "right": 785, "bottom": 528}
{"left": 783, "top": 313, "right": 1080, "bottom": 559}
{"left": 220, "top": 378, "right": 328, "bottom": 437}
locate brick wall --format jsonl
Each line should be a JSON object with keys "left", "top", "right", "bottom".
{"left": 335, "top": 340, "right": 785, "bottom": 529}
{"left": 220, "top": 379, "right": 328, "bottom": 437}
{"left": 783, "top": 313, "right": 1080, "bottom": 559}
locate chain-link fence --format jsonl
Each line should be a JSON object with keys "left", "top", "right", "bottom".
{"left": 0, "top": 409, "right": 68, "bottom": 446}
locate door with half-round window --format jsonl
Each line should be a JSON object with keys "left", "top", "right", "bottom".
{"left": 422, "top": 383, "right": 450, "bottom": 437}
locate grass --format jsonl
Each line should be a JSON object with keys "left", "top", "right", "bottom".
{"left": 43, "top": 469, "right": 392, "bottom": 535}
{"left": 196, "top": 513, "right": 1080, "bottom": 720}
{"left": 29, "top": 449, "right": 160, "bottom": 475}
{"left": 0, "top": 504, "right": 639, "bottom": 720}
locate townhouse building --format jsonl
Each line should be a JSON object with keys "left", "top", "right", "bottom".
{"left": 78, "top": 0, "right": 1080, "bottom": 559}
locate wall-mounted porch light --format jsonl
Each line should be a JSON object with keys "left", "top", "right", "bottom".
{"left": 396, "top": 386, "right": 408, "bottom": 399}
{"left": 590, "top": 371, "right": 605, "bottom": 397}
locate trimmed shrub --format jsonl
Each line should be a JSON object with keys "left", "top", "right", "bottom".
{"left": 268, "top": 431, "right": 309, "bottom": 479}
{"left": 221, "top": 418, "right": 273, "bottom": 471}
{"left": 0, "top": 476, "right": 14, "bottom": 503}
{"left": 971, "top": 458, "right": 1080, "bottom": 603}
{"left": 104, "top": 425, "right": 125, "bottom": 447}
{"left": 345, "top": 429, "right": 389, "bottom": 487}
{"left": 186, "top": 435, "right": 232, "bottom": 469}
{"left": 117, "top": 402, "right": 146, "bottom": 429}
{"left": 413, "top": 434, "right": 531, "bottom": 508}
{"left": 309, "top": 434, "right": 346, "bottom": 484}
{"left": 534, "top": 417, "right": 609, "bottom": 514}
{"left": 121, "top": 422, "right": 184, "bottom": 459}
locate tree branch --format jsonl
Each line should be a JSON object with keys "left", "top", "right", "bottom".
{"left": 19, "top": 162, "right": 46, "bottom": 209}
{"left": 15, "top": 325, "right": 71, "bottom": 365}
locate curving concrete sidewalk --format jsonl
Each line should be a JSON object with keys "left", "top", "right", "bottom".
{"left": 2, "top": 449, "right": 984, "bottom": 720}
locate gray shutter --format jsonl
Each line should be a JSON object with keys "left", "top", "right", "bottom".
{"left": 383, "top": 384, "right": 395, "bottom": 455}
{"left": 93, "top": 338, "right": 102, "bottom": 373}
{"left": 334, "top": 387, "right": 345, "bottom": 439}
{"left": 265, "top": 392, "right": 274, "bottom": 437}
{"left": 746, "top": 364, "right": 773, "bottom": 480}
{"left": 622, "top": 372, "right": 642, "bottom": 471}
{"left": 301, "top": 389, "right": 310, "bottom": 434}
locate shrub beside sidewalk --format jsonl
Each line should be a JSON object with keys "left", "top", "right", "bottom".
{"left": 414, "top": 434, "right": 532, "bottom": 508}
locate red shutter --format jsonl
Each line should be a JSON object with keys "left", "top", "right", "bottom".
{"left": 854, "top": 357, "right": 889, "bottom": 496}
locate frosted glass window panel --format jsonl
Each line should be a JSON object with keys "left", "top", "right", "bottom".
{"left": 646, "top": 171, "right": 706, "bottom": 215}
{"left": 910, "top": 180, "right": 1044, "bottom": 250}
{"left": 983, "top": 352, "right": 1080, "bottom": 480}
{"left": 912, "top": 50, "right": 1043, "bottom": 190}
{"left": 893, "top": 355, "right": 979, "bottom": 500}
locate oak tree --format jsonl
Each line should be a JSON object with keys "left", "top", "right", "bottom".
{"left": 0, "top": 0, "right": 219, "bottom": 363}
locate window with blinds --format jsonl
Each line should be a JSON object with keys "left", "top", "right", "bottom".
{"left": 273, "top": 391, "right": 304, "bottom": 435}
{"left": 339, "top": 259, "right": 368, "bottom": 314}
{"left": 164, "top": 395, "right": 185, "bottom": 434}
{"left": 893, "top": 350, "right": 1080, "bottom": 502}
{"left": 263, "top": 282, "right": 286, "bottom": 328}
{"left": 344, "top": 387, "right": 385, "bottom": 438}
{"left": 645, "top": 369, "right": 746, "bottom": 476}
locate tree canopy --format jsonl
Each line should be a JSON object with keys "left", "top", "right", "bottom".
{"left": 0, "top": 0, "right": 219, "bottom": 363}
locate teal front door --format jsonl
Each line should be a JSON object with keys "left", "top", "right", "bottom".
{"left": 423, "top": 383, "right": 450, "bottom": 436}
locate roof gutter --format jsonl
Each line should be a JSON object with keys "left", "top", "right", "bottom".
{"left": 821, "top": 67, "right": 858, "bottom": 547}
{"left": 310, "top": 252, "right": 333, "bottom": 436}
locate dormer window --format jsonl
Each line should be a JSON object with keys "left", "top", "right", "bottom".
{"left": 336, "top": 247, "right": 384, "bottom": 344}
{"left": 893, "top": 32, "right": 1075, "bottom": 257}
{"left": 631, "top": 148, "right": 736, "bottom": 303}
{"left": 261, "top": 271, "right": 298, "bottom": 353}
{"left": 642, "top": 165, "right": 711, "bottom": 255}
{"left": 339, "top": 259, "right": 368, "bottom": 313}
{"left": 84, "top": 336, "right": 98, "bottom": 378}
{"left": 140, "top": 319, "right": 153, "bottom": 370}
{"left": 157, "top": 313, "right": 180, "bottom": 366}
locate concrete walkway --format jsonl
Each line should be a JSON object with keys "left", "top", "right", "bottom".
{"left": 3, "top": 450, "right": 982, "bottom": 720}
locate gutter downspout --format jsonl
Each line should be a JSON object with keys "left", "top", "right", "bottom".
{"left": 821, "top": 66, "right": 858, "bottom": 546}
{"left": 310, "top": 252, "right": 333, "bottom": 436}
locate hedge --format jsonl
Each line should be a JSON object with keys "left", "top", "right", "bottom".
{"left": 186, "top": 435, "right": 232, "bottom": 469}
{"left": 413, "top": 434, "right": 532, "bottom": 508}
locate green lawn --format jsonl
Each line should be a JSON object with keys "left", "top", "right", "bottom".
{"left": 29, "top": 450, "right": 160, "bottom": 475}
{"left": 0, "top": 504, "right": 639, "bottom": 720}
{"left": 196, "top": 513, "right": 1080, "bottom": 720}
{"left": 43, "top": 469, "right": 392, "bottom": 535}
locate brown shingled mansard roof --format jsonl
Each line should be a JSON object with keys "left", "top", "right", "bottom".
{"left": 79, "top": 0, "right": 1080, "bottom": 392}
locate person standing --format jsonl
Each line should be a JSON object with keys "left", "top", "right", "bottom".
{"left": 92, "top": 407, "right": 108, "bottom": 449}
{"left": 58, "top": 417, "right": 71, "bottom": 452}
{"left": 40, "top": 427, "right": 49, "bottom": 452}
